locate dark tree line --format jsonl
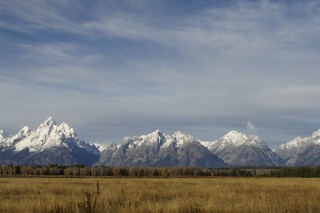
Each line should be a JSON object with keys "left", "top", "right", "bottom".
{"left": 1, "top": 165, "right": 320, "bottom": 177}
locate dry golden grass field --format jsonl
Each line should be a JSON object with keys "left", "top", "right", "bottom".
{"left": 0, "top": 177, "right": 319, "bottom": 213}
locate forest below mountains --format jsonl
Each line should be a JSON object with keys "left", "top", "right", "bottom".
{"left": 1, "top": 165, "right": 320, "bottom": 178}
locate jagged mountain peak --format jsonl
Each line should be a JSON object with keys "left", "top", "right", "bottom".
{"left": 224, "top": 130, "right": 247, "bottom": 138}
{"left": 275, "top": 129, "right": 320, "bottom": 166}
{"left": 220, "top": 131, "right": 261, "bottom": 146}
{"left": 311, "top": 129, "right": 320, "bottom": 139}
{"left": 173, "top": 131, "right": 194, "bottom": 147}
{"left": 0, "top": 129, "right": 10, "bottom": 139}
{"left": 0, "top": 130, "right": 5, "bottom": 140}
{"left": 57, "top": 122, "right": 76, "bottom": 138}
{"left": 94, "top": 142, "right": 118, "bottom": 152}
{"left": 14, "top": 117, "right": 82, "bottom": 153}
{"left": 274, "top": 136, "right": 308, "bottom": 163}
{"left": 98, "top": 129, "right": 226, "bottom": 167}
{"left": 207, "top": 131, "right": 281, "bottom": 166}
{"left": 221, "top": 131, "right": 249, "bottom": 145}
{"left": 0, "top": 127, "right": 31, "bottom": 149}
{"left": 281, "top": 136, "right": 306, "bottom": 148}
{"left": 0, "top": 130, "right": 6, "bottom": 142}
{"left": 133, "top": 129, "right": 164, "bottom": 140}
{"left": 148, "top": 129, "right": 164, "bottom": 137}
{"left": 34, "top": 117, "right": 76, "bottom": 138}
{"left": 153, "top": 129, "right": 162, "bottom": 134}
{"left": 173, "top": 131, "right": 191, "bottom": 138}
{"left": 40, "top": 116, "right": 56, "bottom": 128}
{"left": 125, "top": 129, "right": 166, "bottom": 148}
{"left": 0, "top": 117, "right": 100, "bottom": 166}
{"left": 18, "top": 126, "right": 31, "bottom": 137}
{"left": 278, "top": 130, "right": 320, "bottom": 151}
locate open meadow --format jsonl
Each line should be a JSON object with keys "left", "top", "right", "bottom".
{"left": 0, "top": 177, "right": 319, "bottom": 213}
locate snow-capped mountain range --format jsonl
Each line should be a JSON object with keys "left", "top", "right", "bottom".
{"left": 97, "top": 130, "right": 226, "bottom": 167}
{"left": 1, "top": 117, "right": 320, "bottom": 167}
{"left": 275, "top": 130, "right": 320, "bottom": 166}
{"left": 0, "top": 117, "right": 99, "bottom": 165}
{"left": 201, "top": 131, "right": 283, "bottom": 166}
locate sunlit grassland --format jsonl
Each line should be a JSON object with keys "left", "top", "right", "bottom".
{"left": 0, "top": 177, "right": 319, "bottom": 213}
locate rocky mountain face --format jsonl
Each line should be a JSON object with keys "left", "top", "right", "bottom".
{"left": 275, "top": 130, "right": 320, "bottom": 166}
{"left": 0, "top": 117, "right": 99, "bottom": 166}
{"left": 201, "top": 131, "right": 283, "bottom": 167}
{"left": 3, "top": 117, "right": 320, "bottom": 167}
{"left": 97, "top": 130, "right": 226, "bottom": 168}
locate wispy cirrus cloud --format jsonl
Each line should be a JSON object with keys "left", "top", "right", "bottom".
{"left": 1, "top": 1, "right": 320, "bottom": 147}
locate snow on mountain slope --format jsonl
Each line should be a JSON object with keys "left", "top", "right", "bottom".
{"left": 98, "top": 130, "right": 284, "bottom": 167}
{"left": 0, "top": 126, "right": 31, "bottom": 149}
{"left": 129, "top": 129, "right": 166, "bottom": 148}
{"left": 275, "top": 129, "right": 320, "bottom": 166}
{"left": 7, "top": 116, "right": 320, "bottom": 167}
{"left": 220, "top": 131, "right": 253, "bottom": 146}
{"left": 311, "top": 129, "right": 320, "bottom": 143}
{"left": 94, "top": 143, "right": 110, "bottom": 152}
{"left": 173, "top": 131, "right": 194, "bottom": 147}
{"left": 199, "top": 140, "right": 213, "bottom": 148}
{"left": 98, "top": 130, "right": 226, "bottom": 167}
{"left": 207, "top": 131, "right": 283, "bottom": 166}
{"left": 210, "top": 131, "right": 263, "bottom": 150}
{"left": 0, "top": 117, "right": 100, "bottom": 166}
{"left": 274, "top": 137, "right": 309, "bottom": 162}
{"left": 0, "top": 130, "right": 5, "bottom": 141}
{"left": 14, "top": 117, "right": 78, "bottom": 152}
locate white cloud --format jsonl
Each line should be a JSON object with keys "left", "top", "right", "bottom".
{"left": 1, "top": 1, "right": 320, "bottom": 146}
{"left": 246, "top": 121, "right": 257, "bottom": 135}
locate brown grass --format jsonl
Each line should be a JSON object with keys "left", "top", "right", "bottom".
{"left": 0, "top": 177, "right": 319, "bottom": 212}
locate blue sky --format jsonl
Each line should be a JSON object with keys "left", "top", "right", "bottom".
{"left": 1, "top": 0, "right": 320, "bottom": 148}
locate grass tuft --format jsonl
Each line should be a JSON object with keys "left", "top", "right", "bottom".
{"left": 0, "top": 178, "right": 319, "bottom": 212}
